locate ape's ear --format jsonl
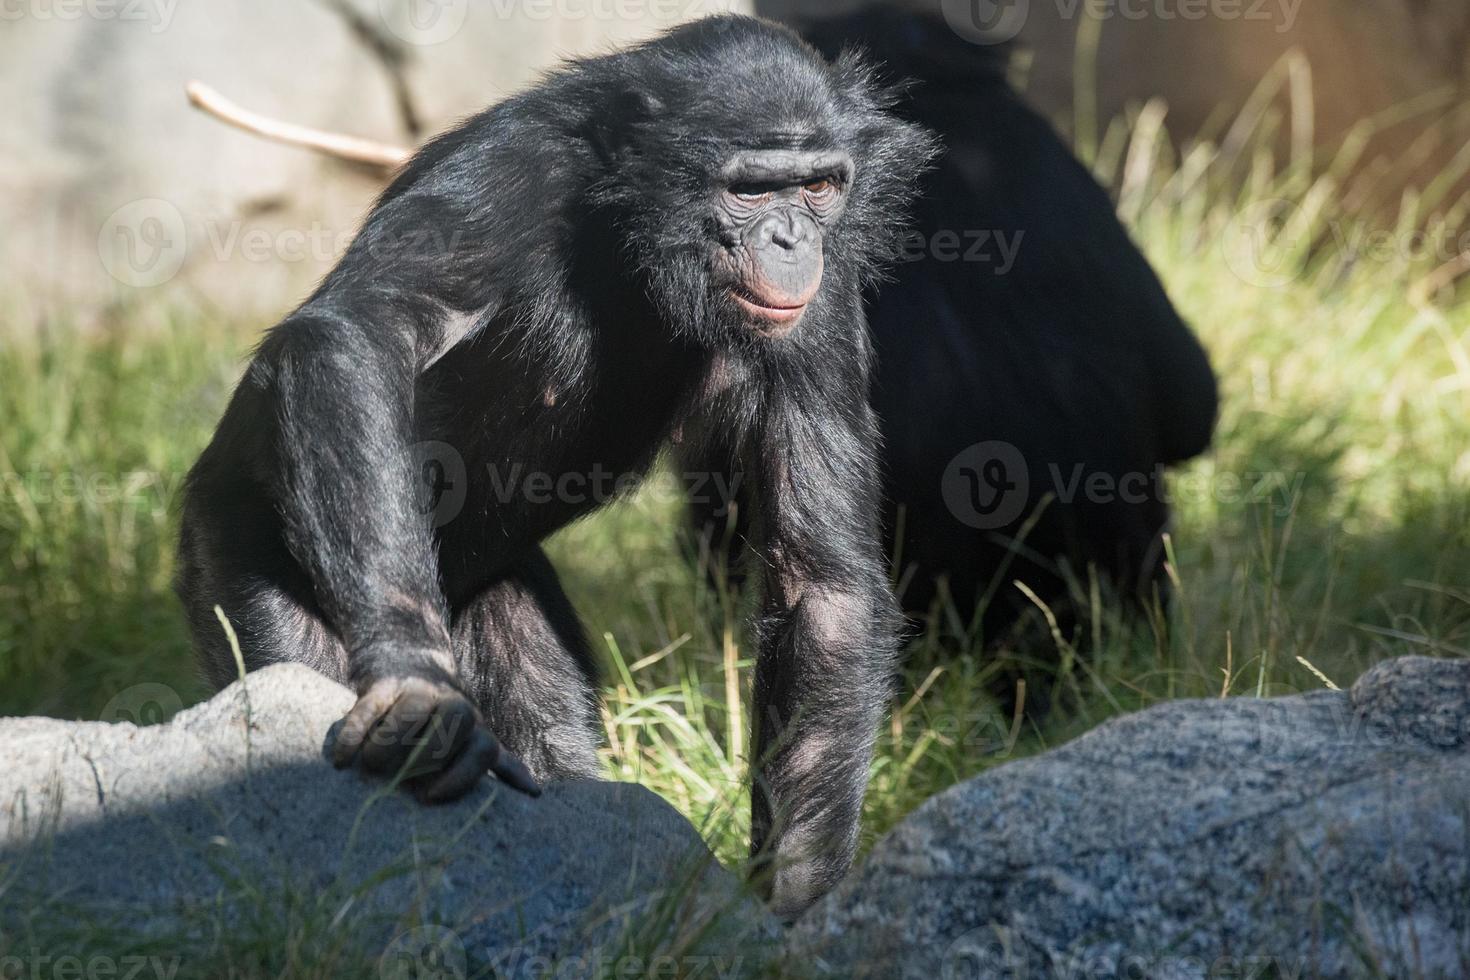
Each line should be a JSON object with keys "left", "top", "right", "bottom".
{"left": 588, "top": 88, "right": 665, "bottom": 166}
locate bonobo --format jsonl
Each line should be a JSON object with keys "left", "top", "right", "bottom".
{"left": 176, "top": 16, "right": 934, "bottom": 919}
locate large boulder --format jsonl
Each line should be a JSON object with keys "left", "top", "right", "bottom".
{"left": 0, "top": 663, "right": 774, "bottom": 977}
{"left": 792, "top": 656, "right": 1470, "bottom": 979}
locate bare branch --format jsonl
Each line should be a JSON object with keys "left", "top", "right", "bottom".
{"left": 184, "top": 80, "right": 413, "bottom": 174}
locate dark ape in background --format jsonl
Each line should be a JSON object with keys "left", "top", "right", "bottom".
{"left": 176, "top": 16, "right": 933, "bottom": 919}
{"left": 797, "top": 10, "right": 1219, "bottom": 637}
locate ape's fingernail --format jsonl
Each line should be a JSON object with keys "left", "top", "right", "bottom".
{"left": 498, "top": 758, "right": 542, "bottom": 796}
{"left": 331, "top": 742, "right": 359, "bottom": 768}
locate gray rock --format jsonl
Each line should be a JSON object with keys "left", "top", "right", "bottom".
{"left": 0, "top": 663, "right": 774, "bottom": 977}
{"left": 791, "top": 656, "right": 1470, "bottom": 979}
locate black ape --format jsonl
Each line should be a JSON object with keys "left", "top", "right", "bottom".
{"left": 793, "top": 11, "right": 1219, "bottom": 635}
{"left": 176, "top": 16, "right": 933, "bottom": 919}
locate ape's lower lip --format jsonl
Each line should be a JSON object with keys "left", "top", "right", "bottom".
{"left": 731, "top": 290, "right": 808, "bottom": 325}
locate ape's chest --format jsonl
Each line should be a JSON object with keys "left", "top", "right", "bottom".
{"left": 424, "top": 337, "right": 706, "bottom": 515}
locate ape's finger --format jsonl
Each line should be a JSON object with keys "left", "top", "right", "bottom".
{"left": 332, "top": 687, "right": 395, "bottom": 768}
{"left": 490, "top": 749, "right": 542, "bottom": 798}
{"left": 420, "top": 729, "right": 499, "bottom": 804}
{"left": 360, "top": 690, "right": 435, "bottom": 775}
{"left": 400, "top": 697, "right": 479, "bottom": 780}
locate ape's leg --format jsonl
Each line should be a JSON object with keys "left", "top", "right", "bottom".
{"left": 450, "top": 547, "right": 603, "bottom": 783}
{"left": 178, "top": 489, "right": 544, "bottom": 798}
{"left": 177, "top": 493, "right": 350, "bottom": 691}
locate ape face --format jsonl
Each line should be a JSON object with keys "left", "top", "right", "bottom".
{"left": 712, "top": 150, "right": 854, "bottom": 338}
{"left": 584, "top": 20, "right": 931, "bottom": 353}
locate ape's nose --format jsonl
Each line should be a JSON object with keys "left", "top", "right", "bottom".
{"left": 744, "top": 208, "right": 824, "bottom": 314}
{"left": 758, "top": 210, "right": 813, "bottom": 251}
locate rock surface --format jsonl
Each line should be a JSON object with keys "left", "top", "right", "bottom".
{"left": 791, "top": 656, "right": 1470, "bottom": 979}
{"left": 7, "top": 655, "right": 1468, "bottom": 978}
{"left": 0, "top": 664, "right": 773, "bottom": 977}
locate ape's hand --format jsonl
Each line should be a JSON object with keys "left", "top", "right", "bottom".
{"left": 330, "top": 675, "right": 541, "bottom": 802}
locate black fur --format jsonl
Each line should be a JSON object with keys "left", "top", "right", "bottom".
{"left": 790, "top": 11, "right": 1219, "bottom": 638}
{"left": 176, "top": 15, "right": 934, "bottom": 919}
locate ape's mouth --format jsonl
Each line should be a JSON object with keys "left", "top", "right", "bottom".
{"left": 730, "top": 289, "right": 807, "bottom": 332}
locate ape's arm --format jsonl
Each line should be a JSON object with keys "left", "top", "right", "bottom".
{"left": 746, "top": 363, "right": 901, "bottom": 921}
{"left": 238, "top": 189, "right": 540, "bottom": 799}
{"left": 254, "top": 300, "right": 447, "bottom": 683}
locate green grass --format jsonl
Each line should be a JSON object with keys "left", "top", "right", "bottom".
{"left": 3, "top": 81, "right": 1470, "bottom": 975}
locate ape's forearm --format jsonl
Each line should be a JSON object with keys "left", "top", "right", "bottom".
{"left": 745, "top": 387, "right": 901, "bottom": 918}
{"left": 255, "top": 310, "right": 451, "bottom": 684}
{"left": 751, "top": 573, "right": 898, "bottom": 920}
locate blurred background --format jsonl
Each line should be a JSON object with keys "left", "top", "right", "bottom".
{"left": 3, "top": 0, "right": 1469, "bottom": 871}
{"left": 4, "top": 0, "right": 1467, "bottom": 320}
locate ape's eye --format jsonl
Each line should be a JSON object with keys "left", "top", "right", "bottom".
{"left": 726, "top": 185, "right": 773, "bottom": 207}
{"left": 803, "top": 178, "right": 840, "bottom": 208}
